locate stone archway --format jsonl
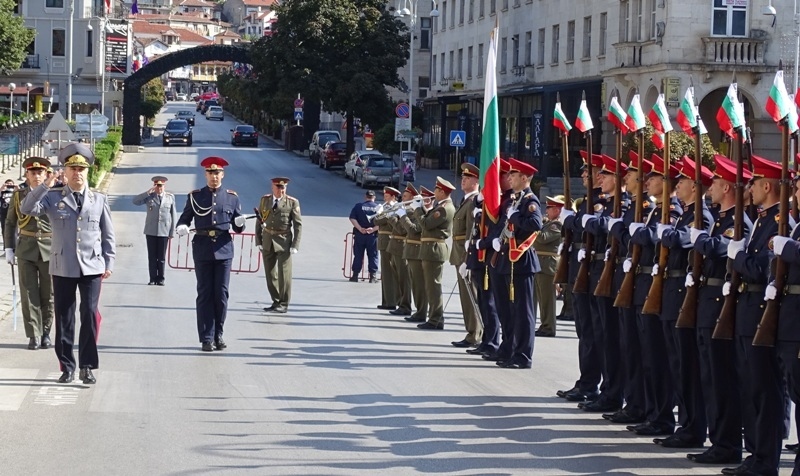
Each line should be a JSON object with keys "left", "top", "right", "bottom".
{"left": 697, "top": 86, "right": 756, "bottom": 151}
{"left": 122, "top": 44, "right": 251, "bottom": 145}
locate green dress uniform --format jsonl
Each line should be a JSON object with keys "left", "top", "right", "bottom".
{"left": 387, "top": 216, "right": 411, "bottom": 313}
{"left": 373, "top": 211, "right": 398, "bottom": 308}
{"left": 532, "top": 217, "right": 562, "bottom": 334}
{"left": 400, "top": 213, "right": 427, "bottom": 320}
{"left": 415, "top": 197, "right": 455, "bottom": 327}
{"left": 449, "top": 191, "right": 482, "bottom": 344}
{"left": 4, "top": 186, "right": 54, "bottom": 341}
{"left": 255, "top": 193, "right": 302, "bottom": 311}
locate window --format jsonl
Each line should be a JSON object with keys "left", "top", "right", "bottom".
{"left": 441, "top": 1, "right": 446, "bottom": 30}
{"left": 490, "top": 0, "right": 495, "bottom": 14}
{"left": 458, "top": 48, "right": 463, "bottom": 78}
{"left": 500, "top": 37, "right": 507, "bottom": 72}
{"left": 650, "top": 0, "right": 657, "bottom": 40}
{"left": 449, "top": 50, "right": 454, "bottom": 77}
{"left": 537, "top": 28, "right": 545, "bottom": 66}
{"left": 599, "top": 12, "right": 607, "bottom": 56}
{"left": 514, "top": 0, "right": 520, "bottom": 6}
{"left": 634, "top": 0, "right": 643, "bottom": 41}
{"left": 551, "top": 24, "right": 559, "bottom": 64}
{"left": 479, "top": 0, "right": 484, "bottom": 17}
{"left": 478, "top": 43, "right": 484, "bottom": 77}
{"left": 620, "top": 0, "right": 629, "bottom": 42}
{"left": 459, "top": 0, "right": 464, "bottom": 24}
{"left": 712, "top": 0, "right": 747, "bottom": 36}
{"left": 45, "top": 0, "right": 64, "bottom": 7}
{"left": 441, "top": 53, "right": 445, "bottom": 79}
{"left": 468, "top": 45, "right": 473, "bottom": 77}
{"left": 566, "top": 20, "right": 575, "bottom": 61}
{"left": 502, "top": 0, "right": 508, "bottom": 10}
{"left": 450, "top": 0, "right": 456, "bottom": 28}
{"left": 582, "top": 16, "right": 591, "bottom": 59}
{"left": 420, "top": 18, "right": 431, "bottom": 49}
{"left": 512, "top": 34, "right": 519, "bottom": 67}
{"left": 13, "top": 0, "right": 19, "bottom": 13}
{"left": 86, "top": 30, "right": 93, "bottom": 57}
{"left": 52, "top": 29, "right": 65, "bottom": 56}
{"left": 525, "top": 31, "right": 532, "bottom": 65}
{"left": 432, "top": 60, "right": 437, "bottom": 84}
{"left": 469, "top": 0, "right": 474, "bottom": 21}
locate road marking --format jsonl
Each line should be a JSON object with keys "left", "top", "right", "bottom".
{"left": 0, "top": 368, "right": 40, "bottom": 411}
{"left": 34, "top": 374, "right": 82, "bottom": 406}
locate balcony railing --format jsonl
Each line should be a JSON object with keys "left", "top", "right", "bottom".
{"left": 702, "top": 37, "right": 766, "bottom": 66}
{"left": 20, "top": 54, "right": 39, "bottom": 69}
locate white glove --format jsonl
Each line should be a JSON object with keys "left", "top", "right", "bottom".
{"left": 656, "top": 223, "right": 672, "bottom": 239}
{"left": 557, "top": 243, "right": 564, "bottom": 255}
{"left": 651, "top": 263, "right": 660, "bottom": 277}
{"left": 629, "top": 222, "right": 644, "bottom": 236}
{"left": 685, "top": 274, "right": 695, "bottom": 288}
{"left": 257, "top": 244, "right": 263, "bottom": 251}
{"left": 464, "top": 238, "right": 470, "bottom": 251}
{"left": 374, "top": 204, "right": 384, "bottom": 215}
{"left": 607, "top": 217, "right": 622, "bottom": 231}
{"left": 773, "top": 236, "right": 791, "bottom": 255}
{"left": 4, "top": 249, "right": 14, "bottom": 265}
{"left": 559, "top": 208, "right": 575, "bottom": 223}
{"left": 727, "top": 239, "right": 745, "bottom": 259}
{"left": 604, "top": 249, "right": 611, "bottom": 261}
{"left": 689, "top": 228, "right": 707, "bottom": 244}
{"left": 410, "top": 196, "right": 423, "bottom": 210}
{"left": 623, "top": 258, "right": 632, "bottom": 273}
{"left": 506, "top": 206, "right": 518, "bottom": 220}
{"left": 176, "top": 224, "right": 189, "bottom": 236}
{"left": 472, "top": 207, "right": 481, "bottom": 218}
{"left": 722, "top": 282, "right": 731, "bottom": 296}
{"left": 581, "top": 214, "right": 595, "bottom": 228}
{"left": 234, "top": 215, "right": 246, "bottom": 227}
{"left": 577, "top": 248, "right": 587, "bottom": 262}
{"left": 458, "top": 263, "right": 468, "bottom": 278}
{"left": 492, "top": 238, "right": 501, "bottom": 252}
{"left": 476, "top": 192, "right": 484, "bottom": 204}
{"left": 765, "top": 282, "right": 777, "bottom": 301}
{"left": 290, "top": 248, "right": 298, "bottom": 254}
{"left": 395, "top": 207, "right": 407, "bottom": 218}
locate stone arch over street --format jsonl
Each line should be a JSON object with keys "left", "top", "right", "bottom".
{"left": 122, "top": 45, "right": 251, "bottom": 145}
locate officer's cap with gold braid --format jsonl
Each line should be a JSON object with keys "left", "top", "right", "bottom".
{"left": 271, "top": 177, "right": 290, "bottom": 188}
{"left": 151, "top": 175, "right": 168, "bottom": 185}
{"left": 460, "top": 163, "right": 479, "bottom": 178}
{"left": 545, "top": 195, "right": 565, "bottom": 208}
{"left": 23, "top": 157, "right": 51, "bottom": 170}
{"left": 201, "top": 156, "right": 228, "bottom": 172}
{"left": 579, "top": 150, "right": 605, "bottom": 170}
{"left": 648, "top": 153, "right": 681, "bottom": 179}
{"left": 59, "top": 143, "right": 94, "bottom": 168}
{"left": 627, "top": 151, "right": 654, "bottom": 174}
{"left": 599, "top": 154, "right": 627, "bottom": 175}
{"left": 499, "top": 158, "right": 511, "bottom": 174}
{"left": 383, "top": 186, "right": 401, "bottom": 198}
{"left": 404, "top": 183, "right": 418, "bottom": 195}
{"left": 750, "top": 154, "right": 785, "bottom": 180}
{"left": 677, "top": 155, "right": 714, "bottom": 187}
{"left": 713, "top": 154, "right": 753, "bottom": 183}
{"left": 420, "top": 186, "right": 435, "bottom": 198}
{"left": 508, "top": 158, "right": 538, "bottom": 176}
{"left": 435, "top": 176, "right": 456, "bottom": 194}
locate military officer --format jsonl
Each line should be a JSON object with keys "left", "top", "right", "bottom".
{"left": 255, "top": 177, "right": 302, "bottom": 314}
{"left": 373, "top": 187, "right": 399, "bottom": 310}
{"left": 399, "top": 184, "right": 430, "bottom": 323}
{"left": 450, "top": 163, "right": 482, "bottom": 347}
{"left": 20, "top": 143, "right": 116, "bottom": 384}
{"left": 132, "top": 176, "right": 177, "bottom": 285}
{"left": 176, "top": 157, "right": 245, "bottom": 352}
{"left": 386, "top": 189, "right": 412, "bottom": 316}
{"left": 533, "top": 195, "right": 564, "bottom": 337}
{"left": 4, "top": 157, "right": 54, "bottom": 350}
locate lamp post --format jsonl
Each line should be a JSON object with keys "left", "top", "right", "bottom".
{"left": 9, "top": 82, "right": 16, "bottom": 119}
{"left": 26, "top": 82, "right": 32, "bottom": 115}
{"left": 67, "top": 0, "right": 75, "bottom": 121}
{"left": 397, "top": 0, "right": 439, "bottom": 152}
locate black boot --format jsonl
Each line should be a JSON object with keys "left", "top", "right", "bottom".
{"left": 368, "top": 273, "right": 377, "bottom": 283}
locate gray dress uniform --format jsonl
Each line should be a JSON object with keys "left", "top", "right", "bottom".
{"left": 132, "top": 182, "right": 177, "bottom": 285}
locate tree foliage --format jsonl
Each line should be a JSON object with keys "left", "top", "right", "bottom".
{"left": 140, "top": 78, "right": 165, "bottom": 120}
{"left": 622, "top": 118, "right": 719, "bottom": 169}
{"left": 373, "top": 123, "right": 401, "bottom": 155}
{"left": 0, "top": 0, "right": 35, "bottom": 75}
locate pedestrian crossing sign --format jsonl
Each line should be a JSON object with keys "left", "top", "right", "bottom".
{"left": 449, "top": 130, "right": 466, "bottom": 148}
{"left": 294, "top": 111, "right": 304, "bottom": 121}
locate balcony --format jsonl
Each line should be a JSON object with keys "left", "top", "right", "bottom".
{"left": 702, "top": 36, "right": 768, "bottom": 72}
{"left": 20, "top": 54, "right": 39, "bottom": 69}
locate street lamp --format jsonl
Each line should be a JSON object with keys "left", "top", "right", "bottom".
{"left": 67, "top": 0, "right": 75, "bottom": 121}
{"left": 8, "top": 82, "right": 16, "bottom": 119}
{"left": 25, "top": 82, "right": 32, "bottom": 115}
{"left": 396, "top": 0, "right": 439, "bottom": 152}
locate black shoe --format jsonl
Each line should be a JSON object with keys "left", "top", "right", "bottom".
{"left": 79, "top": 368, "right": 96, "bottom": 385}
{"left": 417, "top": 321, "right": 444, "bottom": 330}
{"left": 535, "top": 328, "right": 555, "bottom": 337}
{"left": 688, "top": 447, "right": 742, "bottom": 464}
{"left": 556, "top": 314, "right": 574, "bottom": 321}
{"left": 377, "top": 305, "right": 396, "bottom": 310}
{"left": 368, "top": 274, "right": 377, "bottom": 283}
{"left": 634, "top": 424, "right": 674, "bottom": 436}
{"left": 451, "top": 339, "right": 474, "bottom": 348}
{"left": 156, "top": 281, "right": 165, "bottom": 286}
{"left": 390, "top": 308, "right": 411, "bottom": 316}
{"left": 481, "top": 352, "right": 505, "bottom": 362}
{"left": 27, "top": 337, "right": 39, "bottom": 350}
{"left": 604, "top": 409, "right": 646, "bottom": 424}
{"left": 214, "top": 336, "right": 227, "bottom": 350}
{"left": 271, "top": 306, "right": 288, "bottom": 314}
{"left": 58, "top": 371, "right": 74, "bottom": 383}
{"left": 467, "top": 346, "right": 488, "bottom": 355}
{"left": 654, "top": 435, "right": 704, "bottom": 448}
{"left": 498, "top": 359, "right": 531, "bottom": 369}
{"left": 263, "top": 303, "right": 278, "bottom": 312}
{"left": 201, "top": 342, "right": 214, "bottom": 352}
{"left": 40, "top": 335, "right": 51, "bottom": 349}
{"left": 556, "top": 386, "right": 579, "bottom": 398}
{"left": 786, "top": 443, "right": 799, "bottom": 454}
{"left": 564, "top": 389, "right": 599, "bottom": 402}
{"left": 582, "top": 399, "right": 622, "bottom": 413}
{"left": 404, "top": 315, "right": 426, "bottom": 322}
{"left": 721, "top": 461, "right": 754, "bottom": 475}
{"left": 349, "top": 276, "right": 359, "bottom": 282}
{"left": 148, "top": 281, "right": 155, "bottom": 285}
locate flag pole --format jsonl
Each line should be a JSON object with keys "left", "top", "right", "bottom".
{"left": 573, "top": 90, "right": 593, "bottom": 294}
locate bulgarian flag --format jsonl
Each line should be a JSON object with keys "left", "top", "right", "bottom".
{"left": 676, "top": 87, "right": 700, "bottom": 136}
{"left": 652, "top": 131, "right": 665, "bottom": 149}
{"left": 625, "top": 94, "right": 646, "bottom": 132}
{"left": 575, "top": 98, "right": 594, "bottom": 132}
{"left": 648, "top": 94, "right": 673, "bottom": 134}
{"left": 553, "top": 101, "right": 572, "bottom": 133}
{"left": 716, "top": 82, "right": 746, "bottom": 139}
{"left": 788, "top": 96, "right": 800, "bottom": 134}
{"left": 478, "top": 27, "right": 501, "bottom": 224}
{"left": 766, "top": 70, "right": 792, "bottom": 123}
{"left": 608, "top": 96, "right": 629, "bottom": 133}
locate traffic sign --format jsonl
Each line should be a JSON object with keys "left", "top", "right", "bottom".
{"left": 449, "top": 130, "right": 466, "bottom": 148}
{"left": 294, "top": 111, "right": 304, "bottom": 121}
{"left": 394, "top": 117, "right": 413, "bottom": 141}
{"left": 395, "top": 103, "right": 410, "bottom": 119}
{"left": 294, "top": 98, "right": 304, "bottom": 108}
{"left": 41, "top": 111, "right": 75, "bottom": 142}
{"left": 294, "top": 107, "right": 303, "bottom": 113}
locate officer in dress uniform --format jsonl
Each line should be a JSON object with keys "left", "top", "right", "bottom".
{"left": 685, "top": 154, "right": 751, "bottom": 465}
{"left": 4, "top": 157, "right": 54, "bottom": 350}
{"left": 386, "top": 190, "right": 412, "bottom": 315}
{"left": 348, "top": 190, "right": 380, "bottom": 282}
{"left": 255, "top": 177, "right": 302, "bottom": 314}
{"left": 20, "top": 143, "right": 116, "bottom": 384}
{"left": 533, "top": 195, "right": 564, "bottom": 337}
{"left": 653, "top": 156, "right": 714, "bottom": 448}
{"left": 626, "top": 153, "right": 682, "bottom": 436}
{"left": 132, "top": 176, "right": 177, "bottom": 285}
{"left": 374, "top": 188, "right": 399, "bottom": 310}
{"left": 451, "top": 163, "right": 482, "bottom": 347}
{"left": 176, "top": 157, "right": 245, "bottom": 352}
{"left": 400, "top": 184, "right": 431, "bottom": 323}
{"left": 722, "top": 155, "right": 786, "bottom": 476}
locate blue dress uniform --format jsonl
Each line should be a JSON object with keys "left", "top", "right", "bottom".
{"left": 466, "top": 192, "right": 500, "bottom": 355}
{"left": 349, "top": 193, "right": 380, "bottom": 277}
{"left": 177, "top": 157, "right": 244, "bottom": 350}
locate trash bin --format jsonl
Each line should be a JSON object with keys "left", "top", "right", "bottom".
{"left": 142, "top": 127, "right": 152, "bottom": 140}
{"left": 401, "top": 151, "right": 417, "bottom": 182}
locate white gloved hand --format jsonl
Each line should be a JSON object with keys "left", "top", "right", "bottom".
{"left": 765, "top": 282, "right": 778, "bottom": 301}
{"left": 464, "top": 238, "right": 470, "bottom": 251}
{"left": 395, "top": 207, "right": 407, "bottom": 218}
{"left": 629, "top": 222, "right": 644, "bottom": 236}
{"left": 492, "top": 238, "right": 501, "bottom": 252}
{"left": 4, "top": 249, "right": 14, "bottom": 265}
{"left": 472, "top": 207, "right": 481, "bottom": 218}
{"left": 607, "top": 217, "right": 622, "bottom": 231}
{"left": 727, "top": 239, "right": 745, "bottom": 259}
{"left": 722, "top": 282, "right": 732, "bottom": 296}
{"left": 410, "top": 196, "right": 423, "bottom": 210}
{"left": 476, "top": 192, "right": 484, "bottom": 204}
{"left": 623, "top": 258, "right": 633, "bottom": 273}
{"left": 689, "top": 228, "right": 707, "bottom": 244}
{"left": 651, "top": 263, "right": 660, "bottom": 277}
{"left": 685, "top": 274, "right": 695, "bottom": 288}
{"left": 257, "top": 244, "right": 263, "bottom": 251}
{"left": 656, "top": 223, "right": 672, "bottom": 239}
{"left": 176, "top": 224, "right": 189, "bottom": 236}
{"left": 374, "top": 204, "right": 384, "bottom": 215}
{"left": 458, "top": 263, "right": 468, "bottom": 278}
{"left": 234, "top": 215, "right": 246, "bottom": 227}
{"left": 557, "top": 243, "right": 564, "bottom": 255}
{"left": 773, "top": 236, "right": 791, "bottom": 255}
{"left": 506, "top": 206, "right": 518, "bottom": 219}
{"left": 577, "top": 248, "right": 587, "bottom": 262}
{"left": 559, "top": 208, "right": 575, "bottom": 223}
{"left": 581, "top": 214, "right": 595, "bottom": 228}
{"left": 604, "top": 249, "right": 611, "bottom": 261}
{"left": 290, "top": 248, "right": 298, "bottom": 254}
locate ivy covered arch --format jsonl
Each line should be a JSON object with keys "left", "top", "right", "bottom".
{"left": 122, "top": 44, "right": 251, "bottom": 145}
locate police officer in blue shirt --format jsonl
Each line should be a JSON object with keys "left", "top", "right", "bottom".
{"left": 349, "top": 189, "right": 381, "bottom": 282}
{"left": 176, "top": 157, "right": 245, "bottom": 352}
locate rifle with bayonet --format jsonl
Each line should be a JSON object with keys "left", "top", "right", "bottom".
{"left": 642, "top": 135, "right": 672, "bottom": 315}
{"left": 595, "top": 128, "right": 623, "bottom": 297}
{"left": 573, "top": 130, "right": 594, "bottom": 294}
{"left": 614, "top": 130, "right": 645, "bottom": 308}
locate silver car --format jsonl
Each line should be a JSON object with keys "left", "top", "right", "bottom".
{"left": 355, "top": 155, "right": 401, "bottom": 188}
{"left": 344, "top": 150, "right": 384, "bottom": 181}
{"left": 205, "top": 106, "right": 224, "bottom": 121}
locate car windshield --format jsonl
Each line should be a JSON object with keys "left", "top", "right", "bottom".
{"left": 236, "top": 125, "right": 255, "bottom": 132}
{"left": 166, "top": 120, "right": 188, "bottom": 131}
{"left": 319, "top": 134, "right": 338, "bottom": 144}
{"left": 177, "top": 111, "right": 192, "bottom": 116}
{"left": 367, "top": 157, "right": 395, "bottom": 168}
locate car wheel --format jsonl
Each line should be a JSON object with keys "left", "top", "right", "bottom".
{"left": 187, "top": 140, "right": 192, "bottom": 146}
{"left": 324, "top": 160, "right": 330, "bottom": 170}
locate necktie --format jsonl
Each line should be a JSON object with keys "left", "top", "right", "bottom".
{"left": 273, "top": 199, "right": 278, "bottom": 210}
{"left": 74, "top": 192, "right": 83, "bottom": 213}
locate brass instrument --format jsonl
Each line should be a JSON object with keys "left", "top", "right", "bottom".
{"left": 366, "top": 197, "right": 429, "bottom": 221}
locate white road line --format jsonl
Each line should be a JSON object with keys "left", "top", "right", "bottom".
{"left": 0, "top": 368, "right": 40, "bottom": 411}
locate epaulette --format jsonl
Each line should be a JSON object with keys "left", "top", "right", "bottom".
{"left": 226, "top": 189, "right": 237, "bottom": 195}
{"left": 523, "top": 192, "right": 534, "bottom": 199}
{"left": 189, "top": 189, "right": 201, "bottom": 194}
{"left": 285, "top": 195, "right": 297, "bottom": 201}
{"left": 51, "top": 187, "right": 63, "bottom": 192}
{"left": 262, "top": 194, "right": 272, "bottom": 199}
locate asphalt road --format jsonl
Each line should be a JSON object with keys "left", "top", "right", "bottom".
{"left": 0, "top": 103, "right": 795, "bottom": 475}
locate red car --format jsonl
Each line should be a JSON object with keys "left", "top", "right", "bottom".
{"left": 320, "top": 141, "right": 347, "bottom": 170}
{"left": 230, "top": 125, "right": 258, "bottom": 146}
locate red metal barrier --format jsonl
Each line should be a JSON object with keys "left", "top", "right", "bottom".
{"left": 168, "top": 232, "right": 262, "bottom": 273}
{"left": 342, "top": 232, "right": 381, "bottom": 281}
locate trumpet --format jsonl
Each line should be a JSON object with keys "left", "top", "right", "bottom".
{"left": 365, "top": 197, "right": 427, "bottom": 221}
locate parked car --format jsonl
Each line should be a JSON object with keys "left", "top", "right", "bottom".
{"left": 162, "top": 119, "right": 192, "bottom": 146}
{"left": 319, "top": 141, "right": 348, "bottom": 169}
{"left": 355, "top": 155, "right": 401, "bottom": 188}
{"left": 201, "top": 99, "right": 219, "bottom": 114}
{"left": 205, "top": 106, "right": 224, "bottom": 121}
{"left": 165, "top": 91, "right": 176, "bottom": 101}
{"left": 308, "top": 130, "right": 341, "bottom": 164}
{"left": 176, "top": 93, "right": 188, "bottom": 101}
{"left": 344, "top": 150, "right": 384, "bottom": 181}
{"left": 231, "top": 124, "right": 258, "bottom": 146}
{"left": 190, "top": 93, "right": 200, "bottom": 101}
{"left": 175, "top": 110, "right": 195, "bottom": 126}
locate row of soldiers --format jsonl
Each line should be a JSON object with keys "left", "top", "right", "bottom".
{"left": 557, "top": 149, "right": 799, "bottom": 476}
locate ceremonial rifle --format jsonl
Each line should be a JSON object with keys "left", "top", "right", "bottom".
{"left": 642, "top": 132, "right": 672, "bottom": 315}
{"left": 614, "top": 129, "right": 645, "bottom": 308}
{"left": 553, "top": 93, "right": 573, "bottom": 284}
{"left": 573, "top": 91, "right": 594, "bottom": 294}
{"left": 595, "top": 125, "right": 623, "bottom": 297}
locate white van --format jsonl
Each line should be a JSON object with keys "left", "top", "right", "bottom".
{"left": 309, "top": 130, "right": 341, "bottom": 164}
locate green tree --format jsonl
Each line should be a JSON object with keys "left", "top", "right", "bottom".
{"left": 0, "top": 0, "right": 35, "bottom": 75}
{"left": 372, "top": 123, "right": 401, "bottom": 155}
{"left": 622, "top": 118, "right": 719, "bottom": 169}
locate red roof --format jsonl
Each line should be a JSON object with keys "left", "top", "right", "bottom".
{"left": 242, "top": 0, "right": 277, "bottom": 7}
{"left": 179, "top": 0, "right": 216, "bottom": 7}
{"left": 173, "top": 27, "right": 213, "bottom": 45}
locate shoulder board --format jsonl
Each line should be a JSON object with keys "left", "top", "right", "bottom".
{"left": 285, "top": 195, "right": 297, "bottom": 201}
{"left": 226, "top": 189, "right": 237, "bottom": 195}
{"left": 262, "top": 194, "right": 272, "bottom": 199}
{"left": 190, "top": 189, "right": 201, "bottom": 194}
{"left": 50, "top": 187, "right": 63, "bottom": 192}
{"left": 523, "top": 192, "right": 534, "bottom": 199}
